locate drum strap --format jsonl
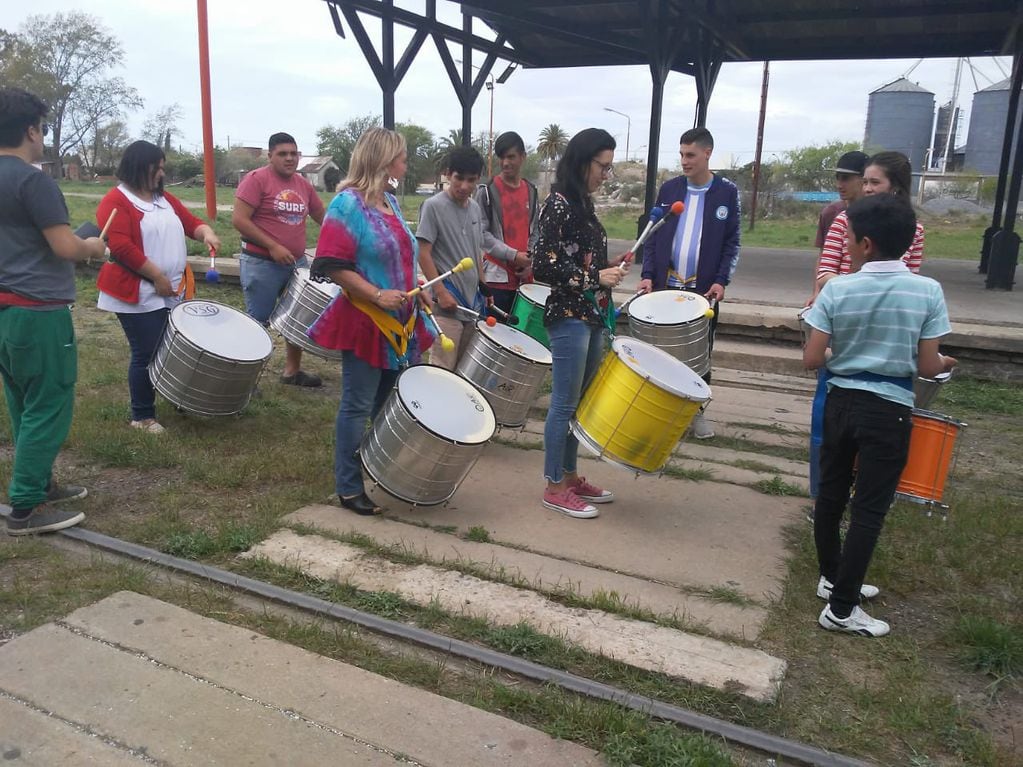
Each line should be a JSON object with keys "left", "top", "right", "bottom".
{"left": 832, "top": 371, "right": 914, "bottom": 391}
{"left": 667, "top": 266, "right": 696, "bottom": 287}
{"left": 177, "top": 264, "right": 195, "bottom": 300}
{"left": 583, "top": 289, "right": 616, "bottom": 334}
{"left": 346, "top": 291, "right": 417, "bottom": 357}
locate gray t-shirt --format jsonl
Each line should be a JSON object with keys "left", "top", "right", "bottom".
{"left": 0, "top": 156, "right": 74, "bottom": 303}
{"left": 416, "top": 192, "right": 483, "bottom": 320}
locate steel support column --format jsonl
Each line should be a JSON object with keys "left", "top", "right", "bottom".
{"left": 980, "top": 50, "right": 1022, "bottom": 275}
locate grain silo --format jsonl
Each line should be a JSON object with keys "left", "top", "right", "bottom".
{"left": 864, "top": 77, "right": 935, "bottom": 174}
{"left": 964, "top": 78, "right": 1022, "bottom": 175}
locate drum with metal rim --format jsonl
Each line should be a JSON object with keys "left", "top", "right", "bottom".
{"left": 510, "top": 283, "right": 551, "bottom": 349}
{"left": 456, "top": 320, "right": 552, "bottom": 427}
{"left": 572, "top": 336, "right": 711, "bottom": 474}
{"left": 149, "top": 300, "right": 272, "bottom": 416}
{"left": 627, "top": 290, "right": 713, "bottom": 377}
{"left": 361, "top": 365, "right": 496, "bottom": 505}
{"left": 269, "top": 267, "right": 343, "bottom": 360}
{"left": 896, "top": 409, "right": 966, "bottom": 510}
{"left": 913, "top": 370, "right": 953, "bottom": 411}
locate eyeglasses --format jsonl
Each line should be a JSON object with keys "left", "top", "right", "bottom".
{"left": 592, "top": 159, "right": 614, "bottom": 178}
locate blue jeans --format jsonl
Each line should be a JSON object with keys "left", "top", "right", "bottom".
{"left": 240, "top": 254, "right": 308, "bottom": 324}
{"left": 116, "top": 309, "right": 170, "bottom": 421}
{"left": 543, "top": 319, "right": 605, "bottom": 483}
{"left": 808, "top": 369, "right": 829, "bottom": 498}
{"left": 814, "top": 387, "right": 912, "bottom": 617}
{"left": 335, "top": 351, "right": 400, "bottom": 496}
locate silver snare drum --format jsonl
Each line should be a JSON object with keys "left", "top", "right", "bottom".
{"left": 269, "top": 267, "right": 343, "bottom": 360}
{"left": 149, "top": 300, "right": 272, "bottom": 416}
{"left": 361, "top": 365, "right": 496, "bottom": 506}
{"left": 456, "top": 320, "right": 552, "bottom": 427}
{"left": 913, "top": 370, "right": 952, "bottom": 410}
{"left": 627, "top": 290, "right": 713, "bottom": 377}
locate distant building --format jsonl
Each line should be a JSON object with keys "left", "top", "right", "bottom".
{"left": 964, "top": 78, "right": 1023, "bottom": 175}
{"left": 297, "top": 155, "right": 340, "bottom": 191}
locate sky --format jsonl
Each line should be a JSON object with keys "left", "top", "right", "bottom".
{"left": 6, "top": 0, "right": 1013, "bottom": 170}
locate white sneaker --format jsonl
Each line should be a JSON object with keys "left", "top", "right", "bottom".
{"left": 817, "top": 576, "right": 880, "bottom": 601}
{"left": 691, "top": 412, "right": 714, "bottom": 439}
{"left": 131, "top": 419, "right": 166, "bottom": 434}
{"left": 818, "top": 604, "right": 890, "bottom": 637}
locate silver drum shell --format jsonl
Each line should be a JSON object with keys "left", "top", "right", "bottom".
{"left": 627, "top": 315, "right": 710, "bottom": 377}
{"left": 361, "top": 371, "right": 495, "bottom": 506}
{"left": 913, "top": 370, "right": 953, "bottom": 410}
{"left": 149, "top": 310, "right": 271, "bottom": 417}
{"left": 455, "top": 327, "right": 552, "bottom": 428}
{"left": 269, "top": 271, "right": 343, "bottom": 360}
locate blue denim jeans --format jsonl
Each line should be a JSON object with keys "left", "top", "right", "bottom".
{"left": 240, "top": 254, "right": 308, "bottom": 324}
{"left": 808, "top": 369, "right": 829, "bottom": 498}
{"left": 335, "top": 351, "right": 400, "bottom": 497}
{"left": 814, "top": 387, "right": 912, "bottom": 617}
{"left": 543, "top": 319, "right": 606, "bottom": 483}
{"left": 116, "top": 309, "right": 170, "bottom": 421}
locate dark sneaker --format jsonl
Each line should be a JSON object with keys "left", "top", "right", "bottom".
{"left": 338, "top": 492, "right": 383, "bottom": 516}
{"left": 6, "top": 505, "right": 85, "bottom": 536}
{"left": 818, "top": 604, "right": 890, "bottom": 637}
{"left": 281, "top": 370, "right": 322, "bottom": 387}
{"left": 816, "top": 576, "right": 880, "bottom": 601}
{"left": 46, "top": 482, "right": 88, "bottom": 503}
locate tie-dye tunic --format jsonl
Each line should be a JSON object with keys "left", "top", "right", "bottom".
{"left": 309, "top": 189, "right": 434, "bottom": 369}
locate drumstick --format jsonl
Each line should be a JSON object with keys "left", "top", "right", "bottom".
{"left": 99, "top": 208, "right": 117, "bottom": 240}
{"left": 619, "top": 201, "right": 685, "bottom": 273}
{"left": 487, "top": 303, "right": 519, "bottom": 325}
{"left": 406, "top": 257, "right": 475, "bottom": 298}
{"left": 421, "top": 302, "right": 456, "bottom": 352}
{"left": 614, "top": 288, "right": 647, "bottom": 318}
{"left": 205, "top": 246, "right": 220, "bottom": 283}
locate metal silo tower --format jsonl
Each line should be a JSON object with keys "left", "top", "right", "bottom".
{"left": 965, "top": 78, "right": 1023, "bottom": 175}
{"left": 864, "top": 77, "right": 935, "bottom": 175}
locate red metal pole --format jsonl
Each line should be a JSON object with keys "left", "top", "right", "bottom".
{"left": 197, "top": 0, "right": 216, "bottom": 221}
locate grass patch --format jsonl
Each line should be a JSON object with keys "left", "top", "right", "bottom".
{"left": 662, "top": 465, "right": 714, "bottom": 482}
{"left": 938, "top": 376, "right": 1023, "bottom": 418}
{"left": 952, "top": 615, "right": 1023, "bottom": 684}
{"left": 729, "top": 458, "right": 788, "bottom": 474}
{"left": 703, "top": 434, "right": 809, "bottom": 463}
{"left": 464, "top": 525, "right": 492, "bottom": 543}
{"left": 753, "top": 476, "right": 805, "bottom": 497}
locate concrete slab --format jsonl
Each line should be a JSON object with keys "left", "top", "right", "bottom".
{"left": 676, "top": 443, "right": 809, "bottom": 480}
{"left": 0, "top": 696, "right": 144, "bottom": 766}
{"left": 366, "top": 443, "right": 799, "bottom": 602}
{"left": 243, "top": 531, "right": 786, "bottom": 702}
{"left": 2, "top": 592, "right": 603, "bottom": 767}
{"left": 284, "top": 505, "right": 768, "bottom": 638}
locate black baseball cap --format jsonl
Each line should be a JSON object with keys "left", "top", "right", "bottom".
{"left": 827, "top": 151, "right": 869, "bottom": 176}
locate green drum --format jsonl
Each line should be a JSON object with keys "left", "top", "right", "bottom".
{"left": 511, "top": 283, "right": 551, "bottom": 348}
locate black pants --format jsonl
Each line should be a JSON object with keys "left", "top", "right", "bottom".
{"left": 813, "top": 387, "right": 912, "bottom": 617}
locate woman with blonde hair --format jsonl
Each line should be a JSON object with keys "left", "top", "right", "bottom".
{"left": 308, "top": 127, "right": 434, "bottom": 515}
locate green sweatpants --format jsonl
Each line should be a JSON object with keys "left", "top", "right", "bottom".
{"left": 0, "top": 306, "right": 77, "bottom": 510}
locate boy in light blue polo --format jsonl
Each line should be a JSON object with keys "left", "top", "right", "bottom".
{"left": 803, "top": 193, "right": 956, "bottom": 637}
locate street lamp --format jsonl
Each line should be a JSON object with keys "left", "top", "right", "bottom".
{"left": 458, "top": 60, "right": 516, "bottom": 178}
{"left": 603, "top": 107, "right": 630, "bottom": 165}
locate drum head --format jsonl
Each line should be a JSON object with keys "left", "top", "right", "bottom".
{"left": 475, "top": 321, "right": 552, "bottom": 364}
{"left": 170, "top": 301, "right": 272, "bottom": 361}
{"left": 397, "top": 366, "right": 496, "bottom": 444}
{"left": 295, "top": 267, "right": 340, "bottom": 298}
{"left": 611, "top": 336, "right": 710, "bottom": 401}
{"left": 518, "top": 283, "right": 551, "bottom": 306}
{"left": 628, "top": 290, "right": 710, "bottom": 325}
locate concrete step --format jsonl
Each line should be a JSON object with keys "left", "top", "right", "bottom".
{"left": 245, "top": 528, "right": 787, "bottom": 703}
{"left": 0, "top": 592, "right": 602, "bottom": 766}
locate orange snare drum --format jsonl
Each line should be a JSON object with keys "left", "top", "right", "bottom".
{"left": 895, "top": 409, "right": 966, "bottom": 510}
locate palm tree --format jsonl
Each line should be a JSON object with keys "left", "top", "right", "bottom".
{"left": 536, "top": 123, "right": 569, "bottom": 193}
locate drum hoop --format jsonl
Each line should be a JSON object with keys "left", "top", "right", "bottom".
{"left": 475, "top": 322, "right": 552, "bottom": 365}
{"left": 518, "top": 283, "right": 551, "bottom": 306}
{"left": 612, "top": 337, "right": 710, "bottom": 402}
{"left": 910, "top": 408, "right": 967, "bottom": 428}
{"left": 169, "top": 301, "right": 272, "bottom": 362}
{"left": 395, "top": 367, "right": 495, "bottom": 446}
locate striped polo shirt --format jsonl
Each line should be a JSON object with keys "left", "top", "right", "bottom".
{"left": 803, "top": 260, "right": 951, "bottom": 407}
{"left": 667, "top": 179, "right": 711, "bottom": 288}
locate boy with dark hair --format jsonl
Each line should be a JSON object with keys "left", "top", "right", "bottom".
{"left": 474, "top": 131, "right": 537, "bottom": 314}
{"left": 0, "top": 87, "right": 106, "bottom": 535}
{"left": 417, "top": 146, "right": 486, "bottom": 369}
{"left": 803, "top": 193, "right": 956, "bottom": 637}
{"left": 233, "top": 131, "right": 325, "bottom": 387}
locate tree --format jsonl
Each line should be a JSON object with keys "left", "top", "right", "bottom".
{"left": 536, "top": 123, "right": 569, "bottom": 191}
{"left": 395, "top": 121, "right": 434, "bottom": 193}
{"left": 316, "top": 114, "right": 381, "bottom": 172}
{"left": 782, "top": 140, "right": 860, "bottom": 192}
{"left": 142, "top": 104, "right": 184, "bottom": 151}
{"left": 1, "top": 12, "right": 143, "bottom": 178}
{"left": 85, "top": 119, "right": 131, "bottom": 176}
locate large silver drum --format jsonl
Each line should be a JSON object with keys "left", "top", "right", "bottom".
{"left": 627, "top": 290, "right": 714, "bottom": 377}
{"left": 149, "top": 300, "right": 272, "bottom": 416}
{"left": 456, "top": 320, "right": 552, "bottom": 427}
{"left": 914, "top": 370, "right": 953, "bottom": 410}
{"left": 269, "top": 267, "right": 343, "bottom": 360}
{"left": 361, "top": 366, "right": 496, "bottom": 506}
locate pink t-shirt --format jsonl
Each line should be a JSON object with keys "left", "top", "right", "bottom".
{"left": 235, "top": 165, "right": 325, "bottom": 257}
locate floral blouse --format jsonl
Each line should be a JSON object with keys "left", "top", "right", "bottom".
{"left": 532, "top": 192, "right": 611, "bottom": 328}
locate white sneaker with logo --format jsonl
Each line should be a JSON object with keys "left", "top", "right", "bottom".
{"left": 818, "top": 604, "right": 890, "bottom": 637}
{"left": 816, "top": 576, "right": 880, "bottom": 601}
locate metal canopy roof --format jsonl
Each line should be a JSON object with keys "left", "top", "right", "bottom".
{"left": 457, "top": 1, "right": 1022, "bottom": 72}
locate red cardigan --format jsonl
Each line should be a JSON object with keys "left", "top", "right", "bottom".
{"left": 96, "top": 187, "right": 205, "bottom": 304}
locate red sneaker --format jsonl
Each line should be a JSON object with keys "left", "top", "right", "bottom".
{"left": 570, "top": 476, "right": 614, "bottom": 503}
{"left": 543, "top": 488, "right": 599, "bottom": 519}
